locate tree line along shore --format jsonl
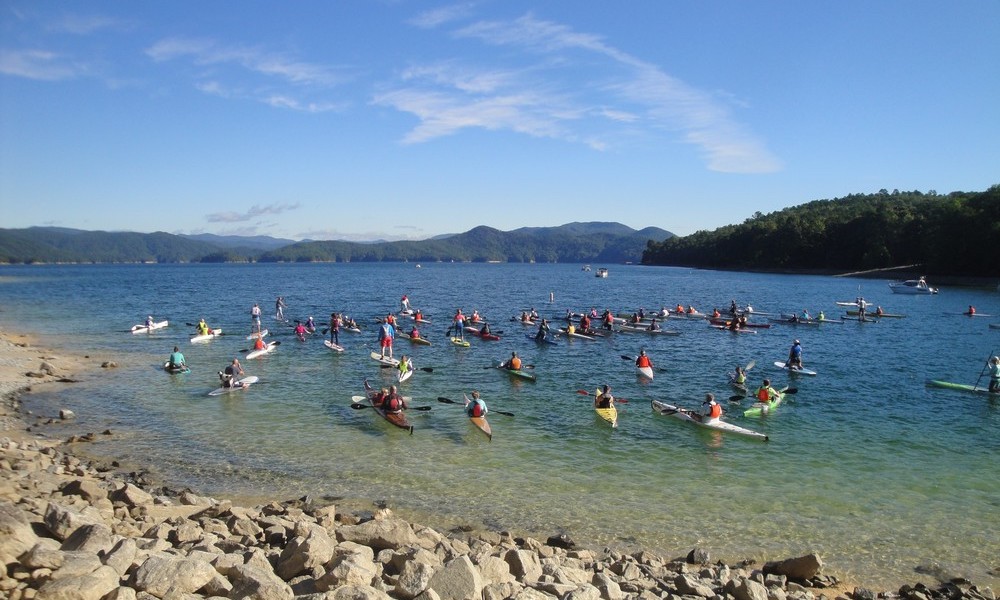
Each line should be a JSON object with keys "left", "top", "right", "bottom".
{"left": 0, "top": 329, "right": 996, "bottom": 600}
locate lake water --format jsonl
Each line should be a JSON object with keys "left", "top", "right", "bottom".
{"left": 1, "top": 263, "right": 997, "bottom": 590}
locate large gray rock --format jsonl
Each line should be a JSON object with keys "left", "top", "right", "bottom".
{"left": 132, "top": 554, "right": 218, "bottom": 597}
{"left": 733, "top": 577, "right": 769, "bottom": 600}
{"left": 102, "top": 538, "right": 139, "bottom": 577}
{"left": 48, "top": 551, "right": 104, "bottom": 580}
{"left": 228, "top": 563, "right": 294, "bottom": 600}
{"left": 317, "top": 553, "right": 380, "bottom": 591}
{"left": 276, "top": 529, "right": 336, "bottom": 580}
{"left": 43, "top": 501, "right": 104, "bottom": 541}
{"left": 336, "top": 517, "right": 417, "bottom": 551}
{"left": 395, "top": 559, "right": 436, "bottom": 599}
{"left": 504, "top": 549, "right": 542, "bottom": 582}
{"left": 478, "top": 556, "right": 515, "bottom": 585}
{"left": 0, "top": 501, "right": 40, "bottom": 559}
{"left": 61, "top": 523, "right": 115, "bottom": 553}
{"left": 110, "top": 483, "right": 154, "bottom": 508}
{"left": 427, "top": 555, "right": 483, "bottom": 600}
{"left": 590, "top": 573, "right": 623, "bottom": 600}
{"left": 674, "top": 574, "right": 715, "bottom": 598}
{"left": 328, "top": 584, "right": 394, "bottom": 600}
{"left": 23, "top": 542, "right": 66, "bottom": 570}
{"left": 60, "top": 479, "right": 107, "bottom": 503}
{"left": 763, "top": 554, "right": 823, "bottom": 581}
{"left": 36, "top": 564, "right": 121, "bottom": 600}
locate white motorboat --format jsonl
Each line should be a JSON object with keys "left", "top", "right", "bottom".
{"left": 888, "top": 277, "right": 937, "bottom": 295}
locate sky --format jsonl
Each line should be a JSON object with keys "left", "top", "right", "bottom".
{"left": 1, "top": 2, "right": 997, "bottom": 242}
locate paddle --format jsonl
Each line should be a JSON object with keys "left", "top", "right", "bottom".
{"left": 350, "top": 402, "right": 432, "bottom": 411}
{"left": 575, "top": 389, "right": 628, "bottom": 403}
{"left": 379, "top": 365, "right": 434, "bottom": 373}
{"left": 731, "top": 387, "right": 798, "bottom": 402}
{"left": 437, "top": 397, "right": 514, "bottom": 417}
{"left": 484, "top": 364, "right": 536, "bottom": 370}
{"left": 974, "top": 349, "right": 996, "bottom": 390}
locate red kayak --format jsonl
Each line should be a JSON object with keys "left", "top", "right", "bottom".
{"left": 709, "top": 318, "right": 771, "bottom": 329}
{"left": 465, "top": 326, "right": 500, "bottom": 341}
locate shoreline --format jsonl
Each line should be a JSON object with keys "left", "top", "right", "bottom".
{"left": 0, "top": 327, "right": 995, "bottom": 600}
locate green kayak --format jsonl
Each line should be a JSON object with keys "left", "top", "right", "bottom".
{"left": 744, "top": 387, "right": 788, "bottom": 417}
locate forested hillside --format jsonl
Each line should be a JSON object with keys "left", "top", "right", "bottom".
{"left": 642, "top": 187, "right": 1000, "bottom": 277}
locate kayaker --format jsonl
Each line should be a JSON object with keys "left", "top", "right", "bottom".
{"left": 988, "top": 356, "right": 1000, "bottom": 393}
{"left": 253, "top": 336, "right": 266, "bottom": 351}
{"left": 197, "top": 318, "right": 210, "bottom": 335}
{"left": 647, "top": 318, "right": 661, "bottom": 331}
{"left": 875, "top": 306, "right": 884, "bottom": 316}
{"left": 383, "top": 385, "right": 407, "bottom": 414}
{"left": 385, "top": 313, "right": 397, "bottom": 327}
{"left": 145, "top": 315, "right": 155, "bottom": 328}
{"left": 294, "top": 321, "right": 307, "bottom": 341}
{"left": 410, "top": 324, "right": 421, "bottom": 339}
{"left": 520, "top": 311, "right": 532, "bottom": 323}
{"left": 967, "top": 305, "right": 977, "bottom": 316}
{"left": 817, "top": 310, "right": 826, "bottom": 321}
{"left": 502, "top": 351, "right": 522, "bottom": 371}
{"left": 466, "top": 391, "right": 488, "bottom": 417}
{"left": 220, "top": 358, "right": 244, "bottom": 388}
{"left": 378, "top": 318, "right": 395, "bottom": 359}
{"left": 470, "top": 309, "right": 481, "bottom": 323}
{"left": 414, "top": 309, "right": 424, "bottom": 322}
{"left": 595, "top": 385, "right": 614, "bottom": 409}
{"left": 371, "top": 387, "right": 389, "bottom": 408}
{"left": 251, "top": 303, "right": 262, "bottom": 332}
{"left": 579, "top": 314, "right": 591, "bottom": 333}
{"left": 397, "top": 355, "right": 412, "bottom": 379}
{"left": 167, "top": 346, "right": 187, "bottom": 371}
{"left": 788, "top": 339, "right": 803, "bottom": 369}
{"left": 601, "top": 311, "right": 614, "bottom": 330}
{"left": 328, "top": 312, "right": 341, "bottom": 345}
{"left": 530, "top": 308, "right": 539, "bottom": 320}
{"left": 635, "top": 350, "right": 652, "bottom": 369}
{"left": 480, "top": 322, "right": 491, "bottom": 336}
{"left": 800, "top": 309, "right": 811, "bottom": 321}
{"left": 305, "top": 316, "right": 316, "bottom": 333}
{"left": 712, "top": 308, "right": 721, "bottom": 318}
{"left": 755, "top": 379, "right": 779, "bottom": 404}
{"left": 732, "top": 365, "right": 747, "bottom": 387}
{"left": 701, "top": 393, "right": 722, "bottom": 421}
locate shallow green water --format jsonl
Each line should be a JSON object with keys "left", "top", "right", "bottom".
{"left": 2, "top": 263, "right": 998, "bottom": 589}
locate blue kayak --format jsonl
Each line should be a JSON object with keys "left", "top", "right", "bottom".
{"left": 525, "top": 333, "right": 557, "bottom": 345}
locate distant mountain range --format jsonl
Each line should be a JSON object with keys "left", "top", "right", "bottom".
{"left": 0, "top": 223, "right": 673, "bottom": 265}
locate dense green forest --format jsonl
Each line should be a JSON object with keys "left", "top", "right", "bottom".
{"left": 643, "top": 186, "right": 1000, "bottom": 277}
{"left": 0, "top": 223, "right": 670, "bottom": 265}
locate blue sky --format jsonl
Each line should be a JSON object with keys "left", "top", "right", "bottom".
{"left": 1, "top": 2, "right": 997, "bottom": 242}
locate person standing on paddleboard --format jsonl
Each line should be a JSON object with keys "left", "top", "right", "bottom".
{"left": 788, "top": 339, "right": 803, "bottom": 370}
{"left": 989, "top": 356, "right": 1000, "bottom": 393}
{"left": 275, "top": 296, "right": 286, "bottom": 320}
{"left": 328, "top": 312, "right": 341, "bottom": 345}
{"left": 251, "top": 303, "right": 262, "bottom": 333}
{"left": 452, "top": 308, "right": 466, "bottom": 341}
{"left": 378, "top": 318, "right": 395, "bottom": 359}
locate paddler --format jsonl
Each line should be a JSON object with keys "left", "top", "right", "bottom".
{"left": 701, "top": 393, "right": 722, "bottom": 422}
{"left": 595, "top": 385, "right": 614, "bottom": 409}
{"left": 732, "top": 365, "right": 747, "bottom": 387}
{"left": 397, "top": 355, "right": 412, "bottom": 379}
{"left": 502, "top": 351, "right": 521, "bottom": 371}
{"left": 328, "top": 312, "right": 341, "bottom": 345}
{"left": 197, "top": 318, "right": 210, "bottom": 335}
{"left": 167, "top": 346, "right": 187, "bottom": 371}
{"left": 220, "top": 358, "right": 244, "bottom": 388}
{"left": 788, "top": 339, "right": 803, "bottom": 370}
{"left": 466, "top": 391, "right": 488, "bottom": 417}
{"left": 635, "top": 350, "right": 652, "bottom": 370}
{"left": 755, "top": 379, "right": 779, "bottom": 404}
{"left": 252, "top": 336, "right": 266, "bottom": 351}
{"left": 988, "top": 356, "right": 1000, "bottom": 393}
{"left": 383, "top": 385, "right": 407, "bottom": 414}
{"left": 452, "top": 308, "right": 466, "bottom": 341}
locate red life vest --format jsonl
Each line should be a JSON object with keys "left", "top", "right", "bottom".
{"left": 636, "top": 356, "right": 651, "bottom": 368}
{"left": 384, "top": 394, "right": 403, "bottom": 412}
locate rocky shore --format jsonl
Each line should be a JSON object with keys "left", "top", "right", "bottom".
{"left": 0, "top": 330, "right": 996, "bottom": 600}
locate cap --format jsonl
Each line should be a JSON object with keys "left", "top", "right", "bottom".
{"left": 794, "top": 339, "right": 800, "bottom": 344}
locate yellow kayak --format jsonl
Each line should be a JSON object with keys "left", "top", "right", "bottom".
{"left": 594, "top": 388, "right": 618, "bottom": 427}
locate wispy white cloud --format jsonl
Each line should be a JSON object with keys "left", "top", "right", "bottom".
{"left": 410, "top": 4, "right": 476, "bottom": 29}
{"left": 379, "top": 12, "right": 781, "bottom": 173}
{"left": 0, "top": 49, "right": 85, "bottom": 80}
{"left": 264, "top": 95, "right": 343, "bottom": 113}
{"left": 207, "top": 202, "right": 301, "bottom": 224}
{"left": 46, "top": 14, "right": 129, "bottom": 35}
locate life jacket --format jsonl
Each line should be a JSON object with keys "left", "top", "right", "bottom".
{"left": 509, "top": 357, "right": 522, "bottom": 370}
{"left": 384, "top": 394, "right": 403, "bottom": 413}
{"left": 706, "top": 402, "right": 722, "bottom": 418}
{"left": 387, "top": 315, "right": 396, "bottom": 325}
{"left": 254, "top": 339, "right": 265, "bottom": 350}
{"left": 636, "top": 355, "right": 651, "bottom": 368}
{"left": 734, "top": 372, "right": 746, "bottom": 384}
{"left": 410, "top": 329, "right": 420, "bottom": 339}
{"left": 756, "top": 387, "right": 772, "bottom": 402}
{"left": 469, "top": 401, "right": 484, "bottom": 417}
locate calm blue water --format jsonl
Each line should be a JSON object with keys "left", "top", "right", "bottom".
{"left": 1, "top": 263, "right": 998, "bottom": 589}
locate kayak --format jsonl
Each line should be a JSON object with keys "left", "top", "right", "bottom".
{"left": 246, "top": 341, "right": 280, "bottom": 359}
{"left": 847, "top": 310, "right": 904, "bottom": 318}
{"left": 925, "top": 380, "right": 1000, "bottom": 396}
{"left": 450, "top": 337, "right": 471, "bottom": 347}
{"left": 835, "top": 300, "right": 862, "bottom": 307}
{"left": 773, "top": 361, "right": 817, "bottom": 376}
{"left": 162, "top": 361, "right": 190, "bottom": 374}
{"left": 369, "top": 351, "right": 400, "bottom": 367}
{"left": 652, "top": 399, "right": 768, "bottom": 441}
{"left": 946, "top": 312, "right": 993, "bottom": 318}
{"left": 989, "top": 323, "right": 1000, "bottom": 330}
{"left": 615, "top": 324, "right": 680, "bottom": 335}
{"left": 840, "top": 316, "right": 879, "bottom": 323}
{"left": 526, "top": 333, "right": 557, "bottom": 345}
{"left": 208, "top": 375, "right": 260, "bottom": 396}
{"left": 465, "top": 327, "right": 501, "bottom": 341}
{"left": 557, "top": 327, "right": 599, "bottom": 341}
{"left": 709, "top": 318, "right": 771, "bottom": 329}
{"left": 190, "top": 329, "right": 223, "bottom": 343}
{"left": 323, "top": 340, "right": 345, "bottom": 352}
{"left": 743, "top": 386, "right": 789, "bottom": 417}
{"left": 246, "top": 329, "right": 269, "bottom": 340}
{"left": 131, "top": 320, "right": 168, "bottom": 333}
{"left": 397, "top": 331, "right": 432, "bottom": 345}
{"left": 637, "top": 365, "right": 654, "bottom": 380}
{"left": 465, "top": 395, "right": 492, "bottom": 440}
{"left": 397, "top": 367, "right": 413, "bottom": 383}
{"left": 594, "top": 390, "right": 618, "bottom": 428}
{"left": 769, "top": 317, "right": 821, "bottom": 326}
{"left": 710, "top": 325, "right": 756, "bottom": 334}
{"left": 362, "top": 379, "right": 413, "bottom": 433}
{"left": 492, "top": 360, "right": 536, "bottom": 382}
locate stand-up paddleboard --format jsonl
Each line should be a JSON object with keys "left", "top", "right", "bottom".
{"left": 370, "top": 351, "right": 400, "bottom": 367}
{"left": 773, "top": 361, "right": 817, "bottom": 376}
{"left": 450, "top": 337, "right": 471, "bottom": 347}
{"left": 925, "top": 380, "right": 1000, "bottom": 396}
{"left": 323, "top": 340, "right": 345, "bottom": 352}
{"left": 162, "top": 361, "right": 190, "bottom": 374}
{"left": 190, "top": 329, "right": 222, "bottom": 343}
{"left": 208, "top": 376, "right": 259, "bottom": 396}
{"left": 131, "top": 321, "right": 168, "bottom": 333}
{"left": 246, "top": 329, "right": 268, "bottom": 340}
{"left": 246, "top": 341, "right": 279, "bottom": 359}
{"left": 398, "top": 367, "right": 413, "bottom": 383}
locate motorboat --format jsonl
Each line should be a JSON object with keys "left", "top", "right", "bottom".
{"left": 888, "top": 277, "right": 937, "bottom": 294}
{"left": 595, "top": 267, "right": 608, "bottom": 278}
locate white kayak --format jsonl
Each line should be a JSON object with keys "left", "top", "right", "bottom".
{"left": 208, "top": 376, "right": 260, "bottom": 396}
{"left": 131, "top": 320, "right": 168, "bottom": 333}
{"left": 370, "top": 351, "right": 400, "bottom": 367}
{"left": 190, "top": 329, "right": 222, "bottom": 343}
{"left": 773, "top": 361, "right": 817, "bottom": 376}
{"left": 651, "top": 399, "right": 768, "bottom": 441}
{"left": 246, "top": 341, "right": 280, "bottom": 359}
{"left": 324, "top": 340, "right": 345, "bottom": 352}
{"left": 637, "top": 365, "right": 654, "bottom": 380}
{"left": 398, "top": 368, "right": 413, "bottom": 383}
{"left": 246, "top": 329, "right": 269, "bottom": 340}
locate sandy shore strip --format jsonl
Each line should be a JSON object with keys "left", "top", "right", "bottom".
{"left": 0, "top": 327, "right": 994, "bottom": 600}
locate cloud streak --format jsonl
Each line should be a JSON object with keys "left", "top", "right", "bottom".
{"left": 206, "top": 202, "right": 301, "bottom": 224}
{"left": 0, "top": 49, "right": 85, "bottom": 81}
{"left": 378, "top": 12, "right": 780, "bottom": 173}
